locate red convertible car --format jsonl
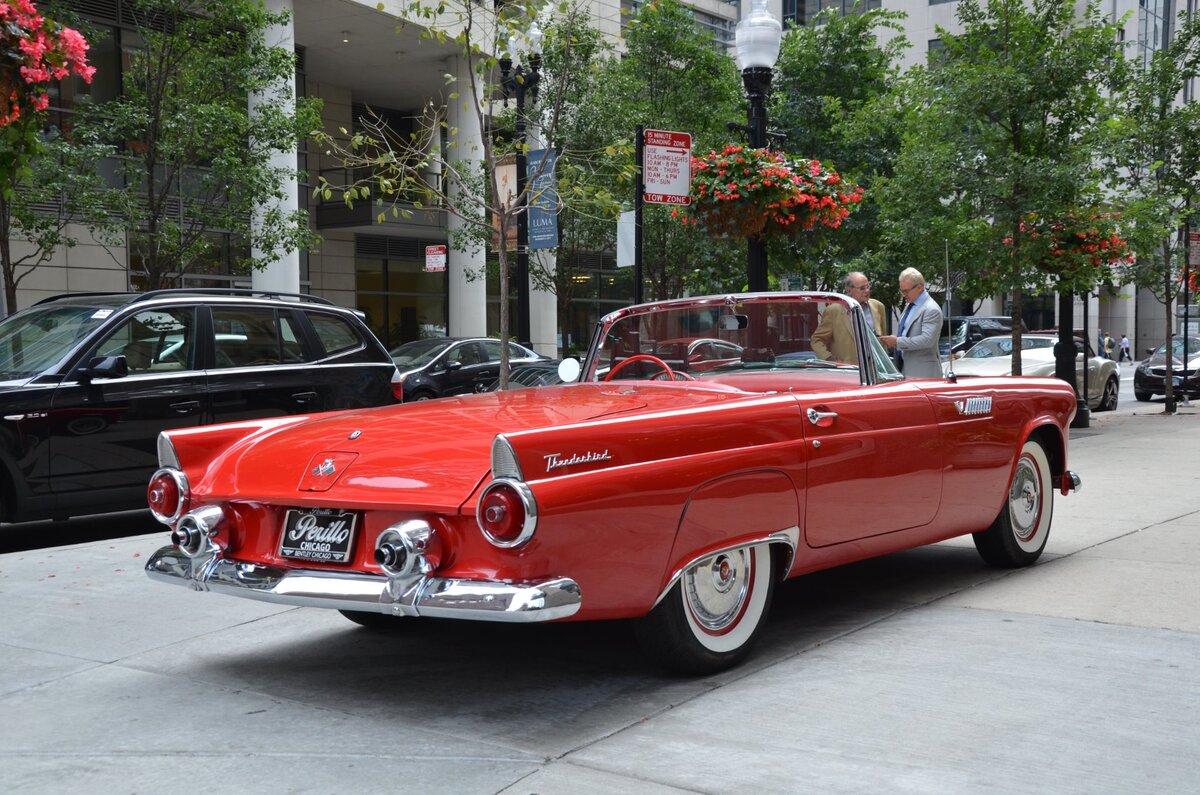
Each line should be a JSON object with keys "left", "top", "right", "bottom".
{"left": 145, "top": 293, "right": 1081, "bottom": 674}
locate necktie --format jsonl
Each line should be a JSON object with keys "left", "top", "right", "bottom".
{"left": 899, "top": 302, "right": 914, "bottom": 337}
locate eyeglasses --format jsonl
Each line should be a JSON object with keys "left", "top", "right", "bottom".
{"left": 850, "top": 283, "right": 870, "bottom": 291}
{"left": 899, "top": 284, "right": 918, "bottom": 295}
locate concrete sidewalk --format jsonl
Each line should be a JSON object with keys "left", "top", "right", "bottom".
{"left": 1, "top": 408, "right": 1198, "bottom": 794}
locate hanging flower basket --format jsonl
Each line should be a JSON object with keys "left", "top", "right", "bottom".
{"left": 0, "top": 0, "right": 95, "bottom": 128}
{"left": 1007, "top": 211, "right": 1134, "bottom": 279}
{"left": 674, "top": 145, "right": 863, "bottom": 238}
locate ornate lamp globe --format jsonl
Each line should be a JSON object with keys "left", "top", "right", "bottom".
{"left": 735, "top": 0, "right": 782, "bottom": 71}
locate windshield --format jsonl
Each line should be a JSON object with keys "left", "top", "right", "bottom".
{"left": 390, "top": 338, "right": 450, "bottom": 367}
{"left": 0, "top": 304, "right": 115, "bottom": 379}
{"left": 1155, "top": 338, "right": 1200, "bottom": 358}
{"left": 964, "top": 336, "right": 1055, "bottom": 359}
{"left": 585, "top": 294, "right": 900, "bottom": 384}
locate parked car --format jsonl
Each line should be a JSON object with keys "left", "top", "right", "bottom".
{"left": 0, "top": 289, "right": 399, "bottom": 523}
{"left": 948, "top": 334, "right": 1120, "bottom": 411}
{"left": 940, "top": 316, "right": 1029, "bottom": 357}
{"left": 390, "top": 337, "right": 544, "bottom": 400}
{"left": 485, "top": 360, "right": 568, "bottom": 391}
{"left": 1134, "top": 336, "right": 1200, "bottom": 401}
{"left": 145, "top": 292, "right": 1081, "bottom": 674}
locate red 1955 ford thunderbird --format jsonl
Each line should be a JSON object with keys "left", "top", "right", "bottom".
{"left": 145, "top": 292, "right": 1080, "bottom": 674}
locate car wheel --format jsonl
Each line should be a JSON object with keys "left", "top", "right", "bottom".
{"left": 973, "top": 439, "right": 1053, "bottom": 568}
{"left": 1134, "top": 389, "right": 1153, "bottom": 402}
{"left": 635, "top": 543, "right": 775, "bottom": 675}
{"left": 1098, "top": 376, "right": 1119, "bottom": 411}
{"left": 409, "top": 390, "right": 435, "bottom": 402}
{"left": 338, "top": 609, "right": 407, "bottom": 630}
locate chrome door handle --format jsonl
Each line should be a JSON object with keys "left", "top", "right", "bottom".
{"left": 806, "top": 408, "right": 838, "bottom": 427}
{"left": 169, "top": 400, "right": 200, "bottom": 415}
{"left": 292, "top": 391, "right": 318, "bottom": 403}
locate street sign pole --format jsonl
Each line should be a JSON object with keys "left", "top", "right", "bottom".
{"left": 637, "top": 128, "right": 693, "bottom": 307}
{"left": 635, "top": 126, "right": 644, "bottom": 305}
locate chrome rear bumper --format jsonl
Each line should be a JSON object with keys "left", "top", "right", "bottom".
{"left": 1061, "top": 469, "right": 1082, "bottom": 495}
{"left": 145, "top": 546, "right": 581, "bottom": 623}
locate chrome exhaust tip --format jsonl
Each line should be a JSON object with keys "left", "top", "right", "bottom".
{"left": 374, "top": 520, "right": 437, "bottom": 579}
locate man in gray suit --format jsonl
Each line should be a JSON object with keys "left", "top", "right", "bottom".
{"left": 880, "top": 267, "right": 944, "bottom": 379}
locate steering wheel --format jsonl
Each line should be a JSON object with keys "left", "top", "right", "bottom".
{"left": 650, "top": 369, "right": 695, "bottom": 381}
{"left": 604, "top": 354, "right": 676, "bottom": 382}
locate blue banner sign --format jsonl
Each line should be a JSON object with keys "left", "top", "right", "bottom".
{"left": 527, "top": 148, "right": 559, "bottom": 250}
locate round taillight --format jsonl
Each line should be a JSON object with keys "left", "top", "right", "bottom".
{"left": 148, "top": 468, "right": 189, "bottom": 525}
{"left": 476, "top": 479, "right": 537, "bottom": 548}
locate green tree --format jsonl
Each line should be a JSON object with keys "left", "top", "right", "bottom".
{"left": 771, "top": 4, "right": 909, "bottom": 293}
{"left": 314, "top": 0, "right": 605, "bottom": 386}
{"left": 1104, "top": 10, "right": 1200, "bottom": 411}
{"left": 0, "top": 0, "right": 104, "bottom": 313}
{"left": 567, "top": 0, "right": 745, "bottom": 300}
{"left": 79, "top": 0, "right": 320, "bottom": 289}
{"left": 874, "top": 0, "right": 1125, "bottom": 373}
{"left": 0, "top": 131, "right": 123, "bottom": 313}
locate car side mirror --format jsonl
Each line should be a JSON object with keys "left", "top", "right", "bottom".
{"left": 80, "top": 355, "right": 128, "bottom": 381}
{"left": 953, "top": 351, "right": 965, "bottom": 360}
{"left": 446, "top": 361, "right": 462, "bottom": 371}
{"left": 1146, "top": 348, "right": 1155, "bottom": 355}
{"left": 557, "top": 357, "right": 582, "bottom": 383}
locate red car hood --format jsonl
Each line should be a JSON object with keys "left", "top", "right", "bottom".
{"left": 194, "top": 382, "right": 746, "bottom": 511}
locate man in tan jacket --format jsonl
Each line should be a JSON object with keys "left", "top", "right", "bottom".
{"left": 811, "top": 272, "right": 885, "bottom": 363}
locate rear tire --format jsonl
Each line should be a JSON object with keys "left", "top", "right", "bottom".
{"left": 408, "top": 390, "right": 435, "bottom": 402}
{"left": 339, "top": 609, "right": 407, "bottom": 630}
{"left": 973, "top": 439, "right": 1053, "bottom": 568}
{"left": 635, "top": 543, "right": 775, "bottom": 675}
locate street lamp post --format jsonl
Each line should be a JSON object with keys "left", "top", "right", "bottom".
{"left": 734, "top": 0, "right": 781, "bottom": 293}
{"left": 499, "top": 22, "right": 543, "bottom": 347}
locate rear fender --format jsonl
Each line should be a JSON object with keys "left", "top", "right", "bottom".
{"left": 159, "top": 415, "right": 314, "bottom": 486}
{"left": 656, "top": 470, "right": 800, "bottom": 604}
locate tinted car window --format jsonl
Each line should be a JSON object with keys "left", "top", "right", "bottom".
{"left": 0, "top": 304, "right": 113, "bottom": 378}
{"left": 391, "top": 338, "right": 449, "bottom": 366}
{"left": 308, "top": 312, "right": 360, "bottom": 357}
{"left": 94, "top": 308, "right": 197, "bottom": 373}
{"left": 211, "top": 307, "right": 297, "bottom": 368}
{"left": 452, "top": 342, "right": 484, "bottom": 366}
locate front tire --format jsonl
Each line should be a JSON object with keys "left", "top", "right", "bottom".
{"left": 635, "top": 543, "right": 775, "bottom": 675}
{"left": 1098, "top": 376, "right": 1119, "bottom": 411}
{"left": 1134, "top": 389, "right": 1153, "bottom": 402}
{"left": 973, "top": 439, "right": 1053, "bottom": 568}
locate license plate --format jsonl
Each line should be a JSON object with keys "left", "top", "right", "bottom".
{"left": 1173, "top": 376, "right": 1183, "bottom": 387}
{"left": 279, "top": 508, "right": 358, "bottom": 564}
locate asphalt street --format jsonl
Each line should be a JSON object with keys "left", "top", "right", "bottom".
{"left": 0, "top": 379, "right": 1197, "bottom": 794}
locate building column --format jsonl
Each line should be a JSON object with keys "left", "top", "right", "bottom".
{"left": 446, "top": 55, "right": 487, "bottom": 337}
{"left": 250, "top": 0, "right": 300, "bottom": 295}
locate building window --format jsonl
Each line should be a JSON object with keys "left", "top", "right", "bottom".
{"left": 355, "top": 235, "right": 447, "bottom": 349}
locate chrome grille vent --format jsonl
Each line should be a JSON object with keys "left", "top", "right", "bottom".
{"left": 491, "top": 435, "right": 523, "bottom": 480}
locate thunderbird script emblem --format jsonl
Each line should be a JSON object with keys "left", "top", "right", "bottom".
{"left": 311, "top": 458, "right": 337, "bottom": 477}
{"left": 544, "top": 450, "right": 612, "bottom": 473}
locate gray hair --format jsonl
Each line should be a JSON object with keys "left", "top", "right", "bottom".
{"left": 843, "top": 271, "right": 868, "bottom": 291}
{"left": 898, "top": 267, "right": 925, "bottom": 288}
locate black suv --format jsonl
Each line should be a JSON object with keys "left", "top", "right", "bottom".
{"left": 0, "top": 289, "right": 400, "bottom": 523}
{"left": 941, "top": 316, "right": 1029, "bottom": 357}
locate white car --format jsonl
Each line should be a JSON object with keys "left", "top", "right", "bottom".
{"left": 947, "top": 334, "right": 1120, "bottom": 411}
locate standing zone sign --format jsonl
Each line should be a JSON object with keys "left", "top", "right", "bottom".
{"left": 643, "top": 129, "right": 692, "bottom": 205}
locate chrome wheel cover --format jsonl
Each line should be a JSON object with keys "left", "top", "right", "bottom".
{"left": 683, "top": 549, "right": 752, "bottom": 633}
{"left": 1009, "top": 454, "right": 1042, "bottom": 543}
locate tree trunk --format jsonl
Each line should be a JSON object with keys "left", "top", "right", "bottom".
{"left": 1163, "top": 239, "right": 1176, "bottom": 413}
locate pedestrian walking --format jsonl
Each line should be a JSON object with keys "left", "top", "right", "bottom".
{"left": 1104, "top": 333, "right": 1115, "bottom": 360}
{"left": 1119, "top": 334, "right": 1132, "bottom": 363}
